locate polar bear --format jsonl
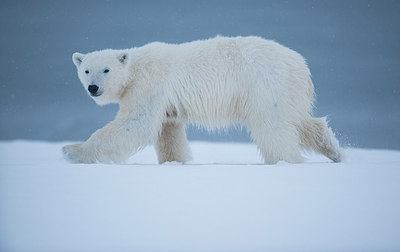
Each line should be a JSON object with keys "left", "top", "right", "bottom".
{"left": 63, "top": 36, "right": 342, "bottom": 164}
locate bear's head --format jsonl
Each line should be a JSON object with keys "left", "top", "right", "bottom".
{"left": 72, "top": 49, "right": 130, "bottom": 105}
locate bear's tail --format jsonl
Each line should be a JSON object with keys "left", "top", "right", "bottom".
{"left": 298, "top": 117, "right": 343, "bottom": 162}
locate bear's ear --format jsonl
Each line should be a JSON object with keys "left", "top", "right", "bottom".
{"left": 72, "top": 52, "right": 85, "bottom": 67}
{"left": 118, "top": 52, "right": 128, "bottom": 64}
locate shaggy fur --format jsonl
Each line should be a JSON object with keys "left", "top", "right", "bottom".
{"left": 63, "top": 36, "right": 343, "bottom": 164}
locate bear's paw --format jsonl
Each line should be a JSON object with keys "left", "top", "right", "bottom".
{"left": 63, "top": 143, "right": 97, "bottom": 164}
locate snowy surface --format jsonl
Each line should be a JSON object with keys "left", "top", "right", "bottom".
{"left": 1, "top": 141, "right": 400, "bottom": 252}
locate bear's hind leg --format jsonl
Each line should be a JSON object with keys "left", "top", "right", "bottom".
{"left": 155, "top": 122, "right": 192, "bottom": 164}
{"left": 298, "top": 117, "right": 343, "bottom": 162}
{"left": 247, "top": 119, "right": 303, "bottom": 164}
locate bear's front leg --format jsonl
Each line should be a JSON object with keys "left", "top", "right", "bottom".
{"left": 63, "top": 106, "right": 163, "bottom": 164}
{"left": 155, "top": 122, "right": 192, "bottom": 164}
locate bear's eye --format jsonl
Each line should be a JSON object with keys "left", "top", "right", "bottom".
{"left": 85, "top": 70, "right": 89, "bottom": 74}
{"left": 103, "top": 69, "right": 110, "bottom": 73}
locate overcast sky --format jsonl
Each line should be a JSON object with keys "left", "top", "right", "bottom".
{"left": 0, "top": 0, "right": 399, "bottom": 149}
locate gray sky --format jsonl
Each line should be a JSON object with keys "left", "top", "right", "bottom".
{"left": 0, "top": 0, "right": 399, "bottom": 149}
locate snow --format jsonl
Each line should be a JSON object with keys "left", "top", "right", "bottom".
{"left": 1, "top": 141, "right": 400, "bottom": 252}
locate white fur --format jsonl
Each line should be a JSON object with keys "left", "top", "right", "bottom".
{"left": 63, "top": 36, "right": 343, "bottom": 164}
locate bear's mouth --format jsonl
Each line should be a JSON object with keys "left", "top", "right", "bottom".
{"left": 90, "top": 91, "right": 103, "bottom": 97}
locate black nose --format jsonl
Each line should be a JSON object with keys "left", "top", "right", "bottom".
{"left": 88, "top": 85, "right": 99, "bottom": 94}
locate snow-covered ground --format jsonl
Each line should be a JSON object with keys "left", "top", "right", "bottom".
{"left": 1, "top": 141, "right": 399, "bottom": 252}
